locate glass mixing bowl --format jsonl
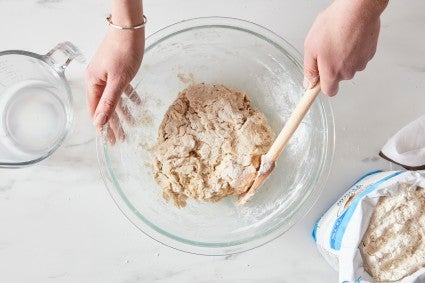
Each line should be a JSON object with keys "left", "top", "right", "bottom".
{"left": 97, "top": 17, "right": 334, "bottom": 255}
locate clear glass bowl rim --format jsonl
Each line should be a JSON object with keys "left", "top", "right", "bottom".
{"left": 97, "top": 16, "right": 335, "bottom": 255}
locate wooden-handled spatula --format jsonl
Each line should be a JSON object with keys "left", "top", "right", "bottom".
{"left": 238, "top": 83, "right": 322, "bottom": 205}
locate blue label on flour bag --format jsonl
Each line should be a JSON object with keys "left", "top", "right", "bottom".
{"left": 329, "top": 171, "right": 403, "bottom": 250}
{"left": 311, "top": 171, "right": 382, "bottom": 243}
{"left": 312, "top": 222, "right": 319, "bottom": 242}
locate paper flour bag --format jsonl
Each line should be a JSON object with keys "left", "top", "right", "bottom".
{"left": 313, "top": 170, "right": 425, "bottom": 283}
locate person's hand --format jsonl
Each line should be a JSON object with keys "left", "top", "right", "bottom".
{"left": 86, "top": 28, "right": 144, "bottom": 141}
{"left": 304, "top": 0, "right": 389, "bottom": 96}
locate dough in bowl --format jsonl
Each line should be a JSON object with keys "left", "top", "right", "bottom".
{"left": 152, "top": 83, "right": 274, "bottom": 207}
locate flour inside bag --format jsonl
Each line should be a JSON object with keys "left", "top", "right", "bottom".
{"left": 313, "top": 170, "right": 425, "bottom": 283}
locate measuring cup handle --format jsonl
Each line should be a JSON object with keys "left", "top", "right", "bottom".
{"left": 44, "top": 41, "right": 85, "bottom": 72}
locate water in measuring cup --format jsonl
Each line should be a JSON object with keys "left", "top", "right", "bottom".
{"left": 0, "top": 79, "right": 67, "bottom": 161}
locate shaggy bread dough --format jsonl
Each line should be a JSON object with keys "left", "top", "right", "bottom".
{"left": 360, "top": 184, "right": 425, "bottom": 282}
{"left": 152, "top": 83, "right": 274, "bottom": 207}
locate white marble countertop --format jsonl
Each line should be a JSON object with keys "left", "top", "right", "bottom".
{"left": 1, "top": 0, "right": 424, "bottom": 282}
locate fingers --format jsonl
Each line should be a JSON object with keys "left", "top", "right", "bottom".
{"left": 303, "top": 49, "right": 320, "bottom": 90}
{"left": 101, "top": 112, "right": 125, "bottom": 145}
{"left": 106, "top": 125, "right": 116, "bottom": 145}
{"left": 304, "top": 40, "right": 340, "bottom": 96}
{"left": 93, "top": 78, "right": 126, "bottom": 129}
{"left": 116, "top": 100, "right": 136, "bottom": 125}
{"left": 124, "top": 84, "right": 142, "bottom": 105}
{"left": 87, "top": 81, "right": 139, "bottom": 146}
{"left": 109, "top": 112, "right": 125, "bottom": 142}
{"left": 86, "top": 73, "right": 106, "bottom": 119}
{"left": 321, "top": 80, "right": 339, "bottom": 97}
{"left": 317, "top": 56, "right": 340, "bottom": 97}
{"left": 118, "top": 84, "right": 140, "bottom": 124}
{"left": 86, "top": 73, "right": 137, "bottom": 127}
{"left": 99, "top": 86, "right": 140, "bottom": 145}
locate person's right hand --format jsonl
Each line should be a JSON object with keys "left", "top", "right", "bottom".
{"left": 303, "top": 0, "right": 389, "bottom": 96}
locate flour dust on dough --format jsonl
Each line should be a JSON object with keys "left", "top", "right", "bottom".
{"left": 152, "top": 83, "right": 274, "bottom": 207}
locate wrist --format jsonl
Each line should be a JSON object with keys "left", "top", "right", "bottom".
{"left": 335, "top": 0, "right": 388, "bottom": 27}
{"left": 351, "top": 0, "right": 389, "bottom": 18}
{"left": 111, "top": 0, "right": 144, "bottom": 27}
{"left": 373, "top": 0, "right": 390, "bottom": 15}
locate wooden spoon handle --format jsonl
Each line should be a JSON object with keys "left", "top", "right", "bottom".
{"left": 265, "top": 83, "right": 321, "bottom": 162}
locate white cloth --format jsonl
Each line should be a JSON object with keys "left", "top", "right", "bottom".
{"left": 380, "top": 115, "right": 425, "bottom": 170}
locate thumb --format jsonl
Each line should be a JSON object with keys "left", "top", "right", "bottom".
{"left": 303, "top": 51, "right": 320, "bottom": 89}
{"left": 93, "top": 78, "right": 125, "bottom": 128}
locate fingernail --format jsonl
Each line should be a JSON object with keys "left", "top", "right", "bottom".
{"left": 303, "top": 77, "right": 312, "bottom": 89}
{"left": 94, "top": 113, "right": 108, "bottom": 127}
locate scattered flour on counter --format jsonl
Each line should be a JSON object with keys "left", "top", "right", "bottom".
{"left": 360, "top": 184, "right": 425, "bottom": 282}
{"left": 152, "top": 83, "right": 274, "bottom": 207}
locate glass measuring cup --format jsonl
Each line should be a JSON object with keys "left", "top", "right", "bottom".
{"left": 0, "top": 42, "right": 84, "bottom": 168}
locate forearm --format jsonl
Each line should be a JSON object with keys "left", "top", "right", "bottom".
{"left": 111, "top": 0, "right": 144, "bottom": 26}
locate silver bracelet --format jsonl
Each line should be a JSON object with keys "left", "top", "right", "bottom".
{"left": 106, "top": 14, "right": 147, "bottom": 30}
